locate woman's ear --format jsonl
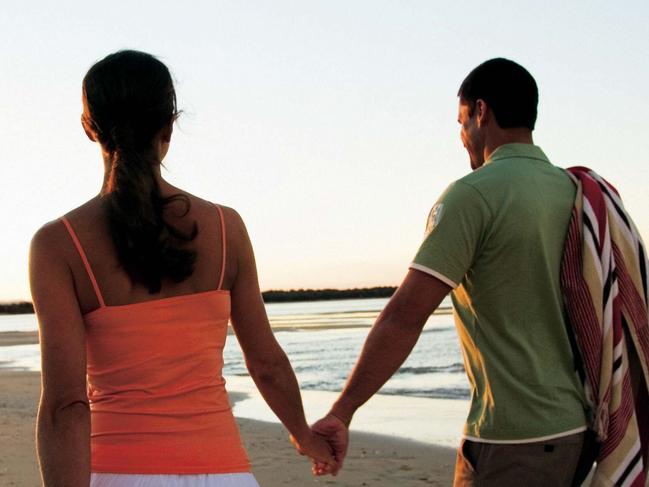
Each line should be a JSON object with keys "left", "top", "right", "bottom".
{"left": 161, "top": 120, "right": 173, "bottom": 143}
{"left": 81, "top": 116, "right": 97, "bottom": 142}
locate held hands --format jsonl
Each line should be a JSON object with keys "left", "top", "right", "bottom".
{"left": 290, "top": 413, "right": 349, "bottom": 476}
{"left": 311, "top": 413, "right": 349, "bottom": 476}
{"left": 290, "top": 428, "right": 337, "bottom": 476}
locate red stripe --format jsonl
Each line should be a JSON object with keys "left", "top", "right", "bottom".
{"left": 600, "top": 373, "right": 635, "bottom": 458}
{"left": 561, "top": 176, "right": 604, "bottom": 395}
{"left": 630, "top": 474, "right": 646, "bottom": 487}
{"left": 561, "top": 210, "right": 602, "bottom": 392}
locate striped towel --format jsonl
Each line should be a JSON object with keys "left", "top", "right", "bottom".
{"left": 560, "top": 166, "right": 649, "bottom": 486}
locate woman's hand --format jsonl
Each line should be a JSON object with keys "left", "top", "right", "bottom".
{"left": 289, "top": 429, "right": 337, "bottom": 476}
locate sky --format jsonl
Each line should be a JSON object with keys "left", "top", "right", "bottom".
{"left": 1, "top": 1, "right": 648, "bottom": 301}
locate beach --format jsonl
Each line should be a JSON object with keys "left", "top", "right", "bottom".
{"left": 0, "top": 369, "right": 456, "bottom": 487}
{"left": 0, "top": 301, "right": 465, "bottom": 485}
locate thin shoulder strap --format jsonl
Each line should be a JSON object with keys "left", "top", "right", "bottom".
{"left": 60, "top": 217, "right": 106, "bottom": 308}
{"left": 214, "top": 204, "right": 227, "bottom": 290}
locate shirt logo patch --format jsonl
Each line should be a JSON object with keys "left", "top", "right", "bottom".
{"left": 426, "top": 202, "right": 445, "bottom": 235}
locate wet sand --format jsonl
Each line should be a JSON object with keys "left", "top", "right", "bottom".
{"left": 0, "top": 331, "right": 39, "bottom": 347}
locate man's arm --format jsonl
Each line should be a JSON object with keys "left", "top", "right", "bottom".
{"left": 312, "top": 269, "right": 450, "bottom": 473}
{"left": 331, "top": 269, "right": 450, "bottom": 424}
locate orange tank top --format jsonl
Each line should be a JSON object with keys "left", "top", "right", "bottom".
{"left": 61, "top": 205, "right": 250, "bottom": 474}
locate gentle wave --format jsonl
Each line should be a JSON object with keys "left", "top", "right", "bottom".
{"left": 420, "top": 326, "right": 455, "bottom": 334}
{"left": 398, "top": 363, "right": 465, "bottom": 375}
{"left": 379, "top": 387, "right": 470, "bottom": 400}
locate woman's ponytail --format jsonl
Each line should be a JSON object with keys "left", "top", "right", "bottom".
{"left": 83, "top": 50, "right": 197, "bottom": 293}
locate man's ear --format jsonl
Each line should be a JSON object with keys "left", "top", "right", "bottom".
{"left": 475, "top": 99, "right": 490, "bottom": 128}
{"left": 81, "top": 116, "right": 97, "bottom": 142}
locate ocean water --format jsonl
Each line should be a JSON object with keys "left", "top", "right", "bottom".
{"left": 0, "top": 297, "right": 469, "bottom": 400}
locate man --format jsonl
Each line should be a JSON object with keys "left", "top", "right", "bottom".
{"left": 312, "top": 58, "right": 590, "bottom": 486}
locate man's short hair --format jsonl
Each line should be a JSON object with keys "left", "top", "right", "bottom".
{"left": 458, "top": 58, "right": 538, "bottom": 130}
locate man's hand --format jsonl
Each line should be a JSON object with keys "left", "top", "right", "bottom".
{"left": 305, "top": 270, "right": 449, "bottom": 477}
{"left": 310, "top": 413, "right": 349, "bottom": 476}
{"left": 289, "top": 429, "right": 337, "bottom": 476}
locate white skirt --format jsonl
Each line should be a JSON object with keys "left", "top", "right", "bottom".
{"left": 90, "top": 473, "right": 260, "bottom": 487}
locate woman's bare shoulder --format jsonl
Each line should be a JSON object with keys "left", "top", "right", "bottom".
{"left": 213, "top": 204, "right": 248, "bottom": 239}
{"left": 217, "top": 204, "right": 244, "bottom": 223}
{"left": 29, "top": 219, "right": 73, "bottom": 283}
{"left": 31, "top": 198, "right": 102, "bottom": 256}
{"left": 31, "top": 218, "right": 64, "bottom": 250}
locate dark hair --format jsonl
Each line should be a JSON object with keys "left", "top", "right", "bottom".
{"left": 82, "top": 50, "right": 197, "bottom": 294}
{"left": 458, "top": 58, "right": 538, "bottom": 130}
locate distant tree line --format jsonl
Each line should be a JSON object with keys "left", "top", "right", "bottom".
{"left": 0, "top": 301, "right": 34, "bottom": 314}
{"left": 261, "top": 286, "right": 397, "bottom": 303}
{"left": 0, "top": 288, "right": 399, "bottom": 314}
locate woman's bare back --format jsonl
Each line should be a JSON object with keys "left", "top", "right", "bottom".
{"left": 58, "top": 188, "right": 237, "bottom": 315}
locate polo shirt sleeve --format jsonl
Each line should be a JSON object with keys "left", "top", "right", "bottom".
{"left": 410, "top": 181, "right": 491, "bottom": 288}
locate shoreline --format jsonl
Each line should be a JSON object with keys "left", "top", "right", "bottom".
{"left": 0, "top": 369, "right": 456, "bottom": 486}
{"left": 0, "top": 292, "right": 452, "bottom": 317}
{"left": 0, "top": 330, "right": 39, "bottom": 346}
{"left": 0, "top": 307, "right": 453, "bottom": 347}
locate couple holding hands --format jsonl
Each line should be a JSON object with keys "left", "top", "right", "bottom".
{"left": 33, "top": 51, "right": 617, "bottom": 487}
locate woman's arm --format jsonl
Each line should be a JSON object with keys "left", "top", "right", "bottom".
{"left": 30, "top": 222, "right": 90, "bottom": 486}
{"left": 226, "top": 209, "right": 334, "bottom": 470}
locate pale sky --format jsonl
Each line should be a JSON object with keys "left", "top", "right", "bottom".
{"left": 1, "top": 1, "right": 648, "bottom": 301}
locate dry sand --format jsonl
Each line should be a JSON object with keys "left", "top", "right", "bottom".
{"left": 0, "top": 369, "right": 455, "bottom": 487}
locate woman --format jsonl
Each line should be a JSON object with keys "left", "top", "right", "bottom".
{"left": 30, "top": 50, "right": 333, "bottom": 486}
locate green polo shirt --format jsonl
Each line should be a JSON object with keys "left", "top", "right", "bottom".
{"left": 411, "top": 143, "right": 587, "bottom": 441}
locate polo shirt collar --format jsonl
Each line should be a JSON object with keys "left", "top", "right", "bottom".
{"left": 485, "top": 143, "right": 550, "bottom": 165}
